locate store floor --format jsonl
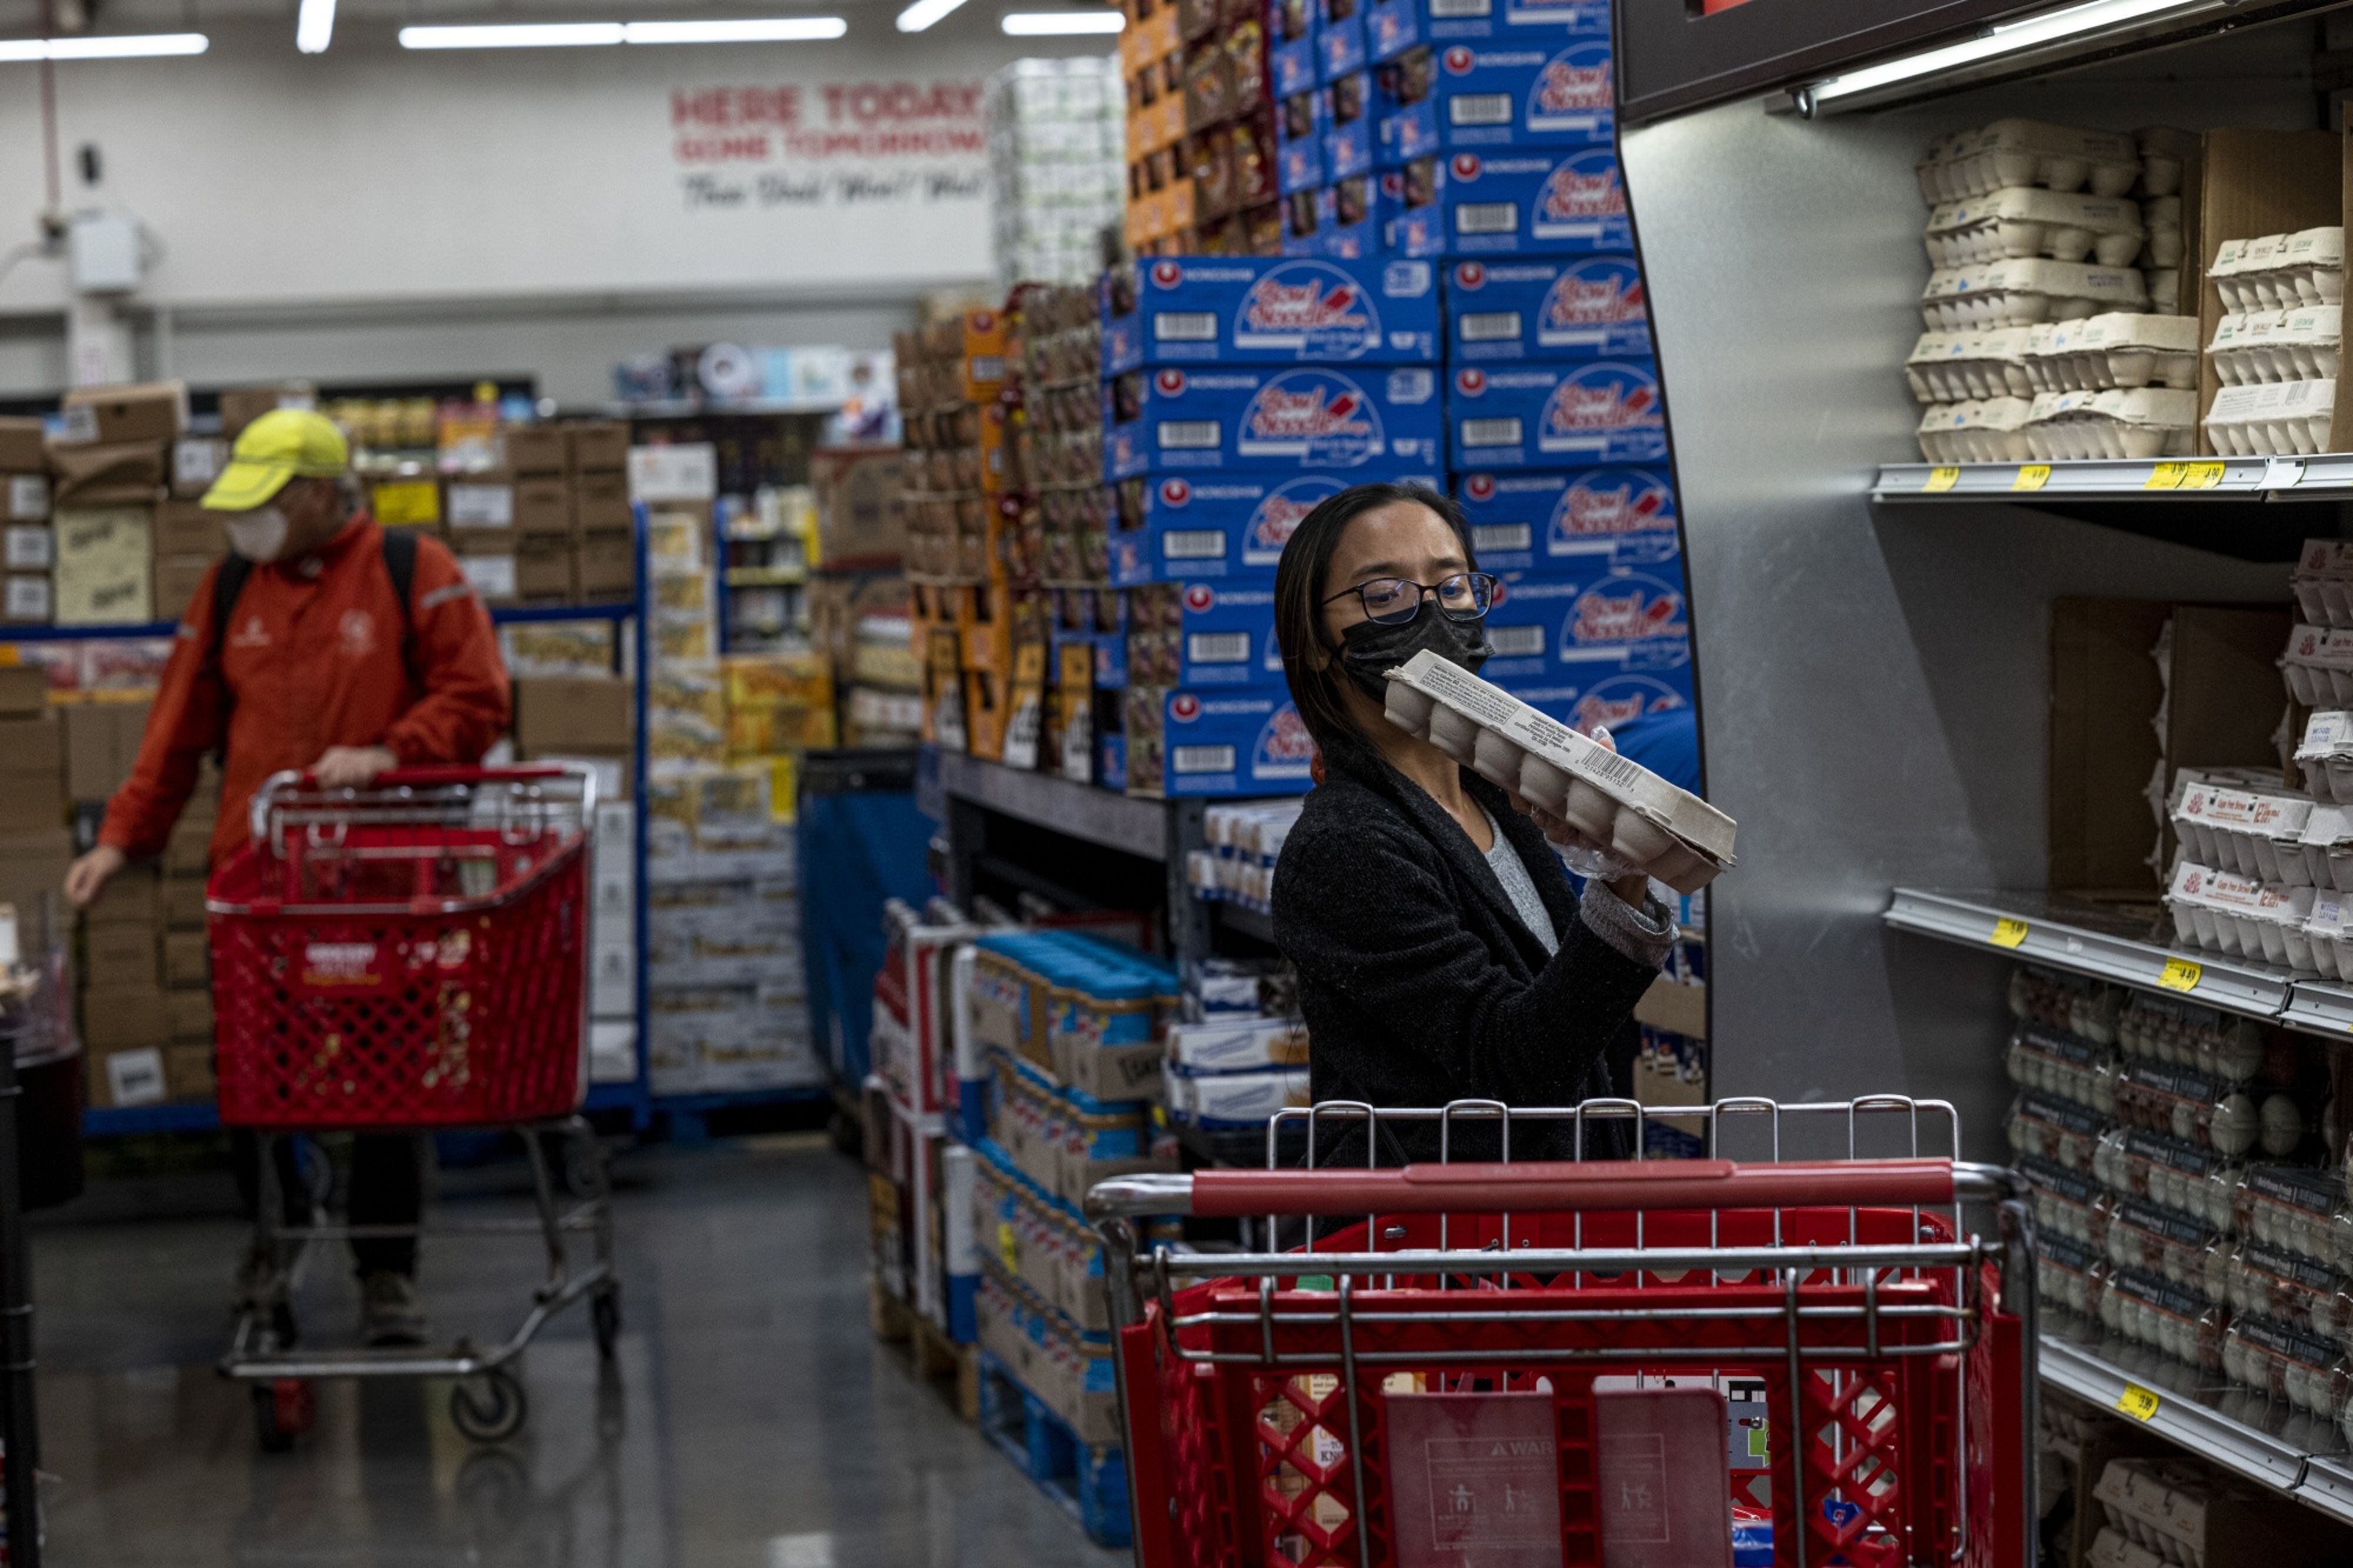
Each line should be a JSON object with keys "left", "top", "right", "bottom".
{"left": 29, "top": 1134, "right": 1126, "bottom": 1568}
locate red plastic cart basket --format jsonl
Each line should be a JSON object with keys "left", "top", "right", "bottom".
{"left": 206, "top": 764, "right": 596, "bottom": 1130}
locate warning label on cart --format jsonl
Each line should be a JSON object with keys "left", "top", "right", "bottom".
{"left": 1384, "top": 1392, "right": 1562, "bottom": 1567}
{"left": 296, "top": 941, "right": 395, "bottom": 993}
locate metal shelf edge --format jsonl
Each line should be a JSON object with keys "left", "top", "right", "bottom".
{"left": 934, "top": 751, "right": 1171, "bottom": 861}
{"left": 1874, "top": 458, "right": 2275, "bottom": 501}
{"left": 490, "top": 602, "right": 638, "bottom": 625}
{"left": 83, "top": 1101, "right": 221, "bottom": 1137}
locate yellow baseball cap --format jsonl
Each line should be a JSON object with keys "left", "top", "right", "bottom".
{"left": 201, "top": 408, "right": 351, "bottom": 512}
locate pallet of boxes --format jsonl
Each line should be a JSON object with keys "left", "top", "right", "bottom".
{"left": 445, "top": 421, "right": 635, "bottom": 608}
{"left": 37, "top": 381, "right": 194, "bottom": 631}
{"left": 807, "top": 447, "right": 920, "bottom": 748}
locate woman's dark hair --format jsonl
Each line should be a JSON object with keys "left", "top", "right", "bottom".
{"left": 1272, "top": 479, "right": 1476, "bottom": 761}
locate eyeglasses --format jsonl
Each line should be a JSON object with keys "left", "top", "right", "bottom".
{"left": 1322, "top": 572, "right": 1497, "bottom": 626}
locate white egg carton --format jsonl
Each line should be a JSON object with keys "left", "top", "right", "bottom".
{"left": 2171, "top": 779, "right": 2314, "bottom": 884}
{"left": 2208, "top": 306, "right": 2342, "bottom": 385}
{"left": 2022, "top": 388, "right": 2197, "bottom": 461}
{"left": 2225, "top": 1315, "right": 2351, "bottom": 1419}
{"left": 2283, "top": 623, "right": 2353, "bottom": 706}
{"left": 2300, "top": 893, "right": 2353, "bottom": 978}
{"left": 1922, "top": 187, "right": 2147, "bottom": 268}
{"left": 2019, "top": 313, "right": 2198, "bottom": 392}
{"left": 2298, "top": 802, "right": 2353, "bottom": 891}
{"left": 2148, "top": 268, "right": 2182, "bottom": 314}
{"left": 2297, "top": 712, "right": 2353, "bottom": 801}
{"left": 1921, "top": 259, "right": 2149, "bottom": 329}
{"left": 2162, "top": 859, "right": 2316, "bottom": 968}
{"left": 2095, "top": 1457, "right": 2257, "bottom": 1568}
{"left": 1380, "top": 649, "right": 1736, "bottom": 894}
{"left": 2201, "top": 377, "right": 2335, "bottom": 456}
{"left": 1905, "top": 327, "right": 2033, "bottom": 402}
{"left": 1915, "top": 119, "right": 2141, "bottom": 203}
{"left": 2136, "top": 127, "right": 2195, "bottom": 198}
{"left": 2291, "top": 541, "right": 2353, "bottom": 629}
{"left": 2140, "top": 211, "right": 2185, "bottom": 270}
{"left": 2211, "top": 229, "right": 2346, "bottom": 312}
{"left": 1915, "top": 397, "right": 2033, "bottom": 462}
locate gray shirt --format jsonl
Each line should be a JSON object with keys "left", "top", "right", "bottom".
{"left": 1480, "top": 806, "right": 1675, "bottom": 969}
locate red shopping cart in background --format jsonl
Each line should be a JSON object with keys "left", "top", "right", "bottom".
{"left": 209, "top": 766, "right": 619, "bottom": 1450}
{"left": 1086, "top": 1097, "right": 2035, "bottom": 1568}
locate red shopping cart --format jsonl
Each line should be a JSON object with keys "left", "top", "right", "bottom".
{"left": 209, "top": 765, "right": 619, "bottom": 1450}
{"left": 1087, "top": 1097, "right": 2036, "bottom": 1568}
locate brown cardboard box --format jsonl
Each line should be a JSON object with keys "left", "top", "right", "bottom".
{"left": 168, "top": 986, "right": 213, "bottom": 1039}
{"left": 2, "top": 575, "right": 48, "bottom": 626}
{"left": 153, "top": 555, "right": 213, "bottom": 618}
{"left": 163, "top": 929, "right": 208, "bottom": 988}
{"left": 451, "top": 526, "right": 522, "bottom": 559}
{"left": 0, "top": 713, "right": 65, "bottom": 784}
{"left": 2194, "top": 129, "right": 2341, "bottom": 455}
{"left": 0, "top": 419, "right": 44, "bottom": 472}
{"left": 164, "top": 818, "right": 212, "bottom": 876}
{"left": 566, "top": 422, "right": 629, "bottom": 474}
{"left": 0, "top": 667, "right": 46, "bottom": 715}
{"left": 154, "top": 501, "right": 227, "bottom": 558}
{"left": 515, "top": 478, "right": 573, "bottom": 537}
{"left": 0, "top": 752, "right": 62, "bottom": 828}
{"left": 514, "top": 676, "right": 632, "bottom": 753}
{"left": 515, "top": 542, "right": 571, "bottom": 601}
{"left": 61, "top": 381, "right": 186, "bottom": 446}
{"left": 371, "top": 477, "right": 442, "bottom": 531}
{"left": 3, "top": 473, "right": 48, "bottom": 523}
{"left": 445, "top": 474, "right": 515, "bottom": 531}
{"left": 811, "top": 448, "right": 906, "bottom": 566}
{"left": 170, "top": 438, "right": 226, "bottom": 500}
{"left": 0, "top": 829, "right": 74, "bottom": 934}
{"left": 85, "top": 920, "right": 159, "bottom": 987}
{"left": 86, "top": 866, "right": 159, "bottom": 926}
{"left": 54, "top": 505, "right": 154, "bottom": 625}
{"left": 86, "top": 1043, "right": 168, "bottom": 1108}
{"left": 85, "top": 992, "right": 167, "bottom": 1050}
{"left": 165, "top": 1043, "right": 215, "bottom": 1100}
{"left": 217, "top": 383, "right": 317, "bottom": 441}
{"left": 460, "top": 555, "right": 518, "bottom": 605}
{"left": 65, "top": 701, "right": 149, "bottom": 800}
{"left": 163, "top": 875, "right": 207, "bottom": 929}
{"left": 50, "top": 443, "right": 165, "bottom": 507}
{"left": 574, "top": 473, "right": 633, "bottom": 534}
{"left": 503, "top": 426, "right": 567, "bottom": 476}
{"left": 526, "top": 748, "right": 630, "bottom": 798}
{"left": 576, "top": 533, "right": 635, "bottom": 599}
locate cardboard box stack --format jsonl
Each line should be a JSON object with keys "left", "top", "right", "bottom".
{"left": 511, "top": 673, "right": 634, "bottom": 799}
{"left": 49, "top": 381, "right": 185, "bottom": 628}
{"left": 807, "top": 446, "right": 919, "bottom": 746}
{"left": 0, "top": 416, "right": 55, "bottom": 625}
{"left": 987, "top": 56, "right": 1127, "bottom": 293}
{"left": 441, "top": 420, "right": 635, "bottom": 608}
{"left": 1123, "top": 0, "right": 1278, "bottom": 256}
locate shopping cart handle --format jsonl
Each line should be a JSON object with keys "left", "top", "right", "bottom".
{"left": 287, "top": 765, "right": 581, "bottom": 789}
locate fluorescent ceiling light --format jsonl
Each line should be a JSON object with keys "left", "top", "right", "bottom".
{"left": 625, "top": 16, "right": 846, "bottom": 40}
{"left": 401, "top": 21, "right": 624, "bottom": 46}
{"left": 897, "top": 0, "right": 971, "bottom": 31}
{"left": 1001, "top": 9, "right": 1123, "bottom": 32}
{"left": 1802, "top": 0, "right": 2213, "bottom": 108}
{"left": 0, "top": 32, "right": 209, "bottom": 60}
{"left": 296, "top": 0, "right": 335, "bottom": 53}
{"left": 400, "top": 16, "right": 845, "bottom": 47}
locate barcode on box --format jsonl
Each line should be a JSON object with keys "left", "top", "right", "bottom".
{"left": 1163, "top": 529, "right": 1228, "bottom": 560}
{"left": 1158, "top": 420, "right": 1222, "bottom": 449}
{"left": 1584, "top": 748, "right": 1646, "bottom": 790}
{"left": 1459, "top": 312, "right": 1523, "bottom": 342}
{"left": 1172, "top": 745, "right": 1237, "bottom": 774}
{"left": 1455, "top": 202, "right": 1518, "bottom": 235}
{"left": 1154, "top": 312, "right": 1218, "bottom": 341}
{"left": 1431, "top": 0, "right": 1489, "bottom": 15}
{"left": 1450, "top": 94, "right": 1512, "bottom": 126}
{"left": 1188, "top": 632, "right": 1253, "bottom": 663}
{"left": 1459, "top": 417, "right": 1524, "bottom": 448}
{"left": 1487, "top": 625, "right": 1545, "bottom": 657}
{"left": 970, "top": 355, "right": 1005, "bottom": 382}
{"left": 1471, "top": 523, "right": 1531, "bottom": 552}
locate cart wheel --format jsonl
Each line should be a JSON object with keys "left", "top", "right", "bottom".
{"left": 450, "top": 1370, "right": 528, "bottom": 1444}
{"left": 592, "top": 1287, "right": 622, "bottom": 1361}
{"left": 253, "top": 1378, "right": 314, "bottom": 1453}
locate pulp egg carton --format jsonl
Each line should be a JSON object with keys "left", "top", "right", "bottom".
{"left": 2282, "top": 623, "right": 2353, "bottom": 707}
{"left": 2299, "top": 812, "right": 2353, "bottom": 897}
{"left": 2019, "top": 313, "right": 2198, "bottom": 392}
{"left": 1915, "top": 119, "right": 2141, "bottom": 203}
{"left": 2022, "top": 388, "right": 2196, "bottom": 460}
{"left": 2022, "top": 1153, "right": 2108, "bottom": 1247}
{"left": 2200, "top": 377, "right": 2337, "bottom": 456}
{"left": 2148, "top": 268, "right": 2182, "bottom": 315}
{"left": 2232, "top": 1165, "right": 2352, "bottom": 1273}
{"left": 2219, "top": 1240, "right": 2353, "bottom": 1346}
{"left": 2135, "top": 127, "right": 2195, "bottom": 199}
{"left": 2222, "top": 1313, "right": 2351, "bottom": 1417}
{"left": 2141, "top": 194, "right": 2186, "bottom": 269}
{"left": 2005, "top": 1023, "right": 2117, "bottom": 1115}
{"left": 2009, "top": 965, "right": 2122, "bottom": 1045}
{"left": 1905, "top": 327, "right": 2033, "bottom": 402}
{"left": 1920, "top": 259, "right": 2149, "bottom": 329}
{"left": 2211, "top": 229, "right": 2345, "bottom": 312}
{"left": 2094, "top": 1126, "right": 2241, "bottom": 1232}
{"left": 2162, "top": 859, "right": 2316, "bottom": 969}
{"left": 1915, "top": 397, "right": 2032, "bottom": 462}
{"left": 2097, "top": 1267, "right": 2226, "bottom": 1372}
{"left": 2297, "top": 712, "right": 2353, "bottom": 803}
{"left": 2207, "top": 306, "right": 2342, "bottom": 385}
{"left": 2039, "top": 1232, "right": 2106, "bottom": 1317}
{"left": 1380, "top": 649, "right": 1737, "bottom": 894}
{"left": 1922, "top": 187, "right": 2147, "bottom": 268}
{"left": 2102, "top": 1193, "right": 2223, "bottom": 1293}
{"left": 2114, "top": 1053, "right": 2263, "bottom": 1158}
{"left": 2095, "top": 1457, "right": 2264, "bottom": 1568}
{"left": 2169, "top": 779, "right": 2314, "bottom": 885}
{"left": 2005, "top": 1087, "right": 2111, "bottom": 1175}
{"left": 2087, "top": 1529, "right": 2168, "bottom": 1568}
{"left": 2112, "top": 990, "right": 2264, "bottom": 1084}
{"left": 2299, "top": 895, "right": 2353, "bottom": 978}
{"left": 2291, "top": 542, "right": 2353, "bottom": 629}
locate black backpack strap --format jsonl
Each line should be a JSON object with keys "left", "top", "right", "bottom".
{"left": 377, "top": 525, "right": 422, "bottom": 690}
{"left": 203, "top": 554, "right": 255, "bottom": 759}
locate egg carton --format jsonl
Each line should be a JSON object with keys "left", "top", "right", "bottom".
{"left": 2005, "top": 1087, "right": 2109, "bottom": 1175}
{"left": 1905, "top": 327, "right": 2033, "bottom": 403}
{"left": 2208, "top": 306, "right": 2342, "bottom": 386}
{"left": 2114, "top": 1056, "right": 2264, "bottom": 1159}
{"left": 2148, "top": 268, "right": 2182, "bottom": 314}
{"left": 2021, "top": 1153, "right": 2107, "bottom": 1247}
{"left": 2170, "top": 778, "right": 2314, "bottom": 884}
{"left": 2235, "top": 1165, "right": 2351, "bottom": 1272}
{"left": 2038, "top": 1232, "right": 2105, "bottom": 1318}
{"left": 1915, "top": 119, "right": 2141, "bottom": 203}
{"left": 2140, "top": 213, "right": 2185, "bottom": 270}
{"left": 2112, "top": 989, "right": 2264, "bottom": 1083}
{"left": 2219, "top": 1240, "right": 2353, "bottom": 1345}
{"left": 2095, "top": 1456, "right": 2272, "bottom": 1568}
{"left": 2008, "top": 964, "right": 2123, "bottom": 1043}
{"left": 2094, "top": 1126, "right": 2241, "bottom": 1231}
{"left": 2162, "top": 858, "right": 2316, "bottom": 969}
{"left": 1922, "top": 186, "right": 2148, "bottom": 268}
{"left": 2097, "top": 1269, "right": 2225, "bottom": 1373}
{"left": 2297, "top": 711, "right": 2353, "bottom": 800}
{"left": 2291, "top": 542, "right": 2353, "bottom": 629}
{"left": 2212, "top": 229, "right": 2345, "bottom": 312}
{"left": 2202, "top": 377, "right": 2336, "bottom": 457}
{"left": 2225, "top": 1313, "right": 2351, "bottom": 1417}
{"left": 2136, "top": 127, "right": 2195, "bottom": 198}
{"left": 2295, "top": 804, "right": 2353, "bottom": 889}
{"left": 2282, "top": 623, "right": 2353, "bottom": 707}
{"left": 2022, "top": 388, "right": 2197, "bottom": 460}
{"left": 1921, "top": 258, "right": 2149, "bottom": 329}
{"left": 2104, "top": 1193, "right": 2224, "bottom": 1292}
{"left": 2019, "top": 313, "right": 2198, "bottom": 392}
{"left": 1915, "top": 396, "right": 2033, "bottom": 462}
{"left": 2006, "top": 1022, "right": 2117, "bottom": 1115}
{"left": 1379, "top": 649, "right": 1736, "bottom": 893}
{"left": 2087, "top": 1527, "right": 2168, "bottom": 1568}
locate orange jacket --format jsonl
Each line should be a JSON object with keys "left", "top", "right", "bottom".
{"left": 101, "top": 515, "right": 511, "bottom": 864}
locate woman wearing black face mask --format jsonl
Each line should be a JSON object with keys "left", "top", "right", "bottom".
{"left": 1268, "top": 481, "right": 1675, "bottom": 1166}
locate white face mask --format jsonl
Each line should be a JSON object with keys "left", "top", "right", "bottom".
{"left": 226, "top": 505, "right": 291, "bottom": 563}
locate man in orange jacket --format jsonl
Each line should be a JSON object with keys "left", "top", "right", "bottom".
{"left": 65, "top": 408, "right": 511, "bottom": 1346}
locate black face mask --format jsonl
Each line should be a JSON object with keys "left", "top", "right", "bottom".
{"left": 1335, "top": 598, "right": 1492, "bottom": 702}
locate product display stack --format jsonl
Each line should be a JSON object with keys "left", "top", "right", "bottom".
{"left": 987, "top": 57, "right": 1127, "bottom": 294}
{"left": 439, "top": 419, "right": 636, "bottom": 608}
{"left": 808, "top": 446, "right": 919, "bottom": 748}
{"left": 1122, "top": 0, "right": 1278, "bottom": 259}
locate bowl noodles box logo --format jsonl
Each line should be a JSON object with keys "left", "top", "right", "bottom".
{"left": 1151, "top": 260, "right": 1184, "bottom": 287}
{"left": 1184, "top": 583, "right": 1217, "bottom": 613}
{"left": 1452, "top": 262, "right": 1487, "bottom": 291}
{"left": 1539, "top": 149, "right": 1624, "bottom": 222}
{"left": 1559, "top": 570, "right": 1689, "bottom": 669}
{"left": 1574, "top": 674, "right": 1689, "bottom": 732}
{"left": 1156, "top": 369, "right": 1188, "bottom": 395}
{"left": 1238, "top": 370, "right": 1384, "bottom": 465}
{"left": 1232, "top": 261, "right": 1381, "bottom": 358}
{"left": 1171, "top": 693, "right": 1202, "bottom": 721}
{"left": 1543, "top": 258, "right": 1644, "bottom": 331}
{"left": 1542, "top": 363, "right": 1661, "bottom": 444}
{"left": 1159, "top": 478, "right": 1192, "bottom": 506}
{"left": 1529, "top": 44, "right": 1612, "bottom": 121}
{"left": 1255, "top": 703, "right": 1317, "bottom": 779}
{"left": 1248, "top": 476, "right": 1346, "bottom": 562}
{"left": 1552, "top": 469, "right": 1676, "bottom": 558}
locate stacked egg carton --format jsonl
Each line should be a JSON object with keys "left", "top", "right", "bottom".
{"left": 2202, "top": 228, "right": 2345, "bottom": 456}
{"left": 1908, "top": 121, "right": 2201, "bottom": 463}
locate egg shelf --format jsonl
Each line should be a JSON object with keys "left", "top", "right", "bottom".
{"left": 1870, "top": 458, "right": 2335, "bottom": 561}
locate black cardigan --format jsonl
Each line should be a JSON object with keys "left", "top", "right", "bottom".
{"left": 1269, "top": 736, "right": 1662, "bottom": 1165}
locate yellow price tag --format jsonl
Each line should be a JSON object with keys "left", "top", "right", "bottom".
{"left": 1922, "top": 466, "right": 1961, "bottom": 493}
{"left": 2011, "top": 465, "right": 2051, "bottom": 492}
{"left": 2115, "top": 1383, "right": 2160, "bottom": 1422}
{"left": 2182, "top": 460, "right": 2226, "bottom": 490}
{"left": 998, "top": 1221, "right": 1018, "bottom": 1272}
{"left": 1990, "top": 918, "right": 2029, "bottom": 949}
{"left": 2157, "top": 958, "right": 2202, "bottom": 993}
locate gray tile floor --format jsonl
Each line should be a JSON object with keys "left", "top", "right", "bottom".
{"left": 26, "top": 1135, "right": 1128, "bottom": 1568}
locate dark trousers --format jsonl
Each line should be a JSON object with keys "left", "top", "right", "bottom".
{"left": 234, "top": 1132, "right": 424, "bottom": 1277}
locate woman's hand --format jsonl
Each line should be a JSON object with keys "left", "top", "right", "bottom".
{"left": 1529, "top": 726, "right": 1652, "bottom": 906}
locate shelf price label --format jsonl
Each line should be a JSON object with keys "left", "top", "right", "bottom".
{"left": 2011, "top": 465, "right": 2051, "bottom": 492}
{"left": 998, "top": 1222, "right": 1018, "bottom": 1272}
{"left": 2144, "top": 462, "right": 2188, "bottom": 490}
{"left": 1989, "top": 918, "right": 2029, "bottom": 948}
{"left": 2115, "top": 1383, "right": 2161, "bottom": 1422}
{"left": 2157, "top": 958, "right": 2202, "bottom": 993}
{"left": 1922, "top": 466, "right": 1961, "bottom": 493}
{"left": 2182, "top": 461, "right": 2226, "bottom": 489}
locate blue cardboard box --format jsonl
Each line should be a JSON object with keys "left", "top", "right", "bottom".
{"left": 1278, "top": 86, "right": 1327, "bottom": 194}
{"left": 1364, "top": 0, "right": 1608, "bottom": 61}
{"left": 1104, "top": 256, "right": 1439, "bottom": 373}
{"left": 1320, "top": 11, "right": 1367, "bottom": 79}
{"left": 1326, "top": 174, "right": 1380, "bottom": 257}
{"left": 1106, "top": 366, "right": 1443, "bottom": 479}
{"left": 1447, "top": 361, "right": 1665, "bottom": 466}
{"left": 1456, "top": 467, "right": 1678, "bottom": 571}
{"left": 1444, "top": 255, "right": 1649, "bottom": 361}
{"left": 1441, "top": 147, "right": 1629, "bottom": 253}
{"left": 1108, "top": 471, "right": 1441, "bottom": 584}
{"left": 1153, "top": 689, "right": 1317, "bottom": 797}
{"left": 1325, "top": 72, "right": 1374, "bottom": 179}
{"left": 1483, "top": 561, "right": 1693, "bottom": 686}
{"left": 1282, "top": 186, "right": 1335, "bottom": 255}
{"left": 1431, "top": 39, "right": 1612, "bottom": 146}
{"left": 1375, "top": 51, "right": 1441, "bottom": 164}
{"left": 1271, "top": 0, "right": 1319, "bottom": 95}
{"left": 1487, "top": 667, "right": 1697, "bottom": 741}
{"left": 1384, "top": 158, "right": 1447, "bottom": 256}
{"left": 1173, "top": 580, "right": 1287, "bottom": 686}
